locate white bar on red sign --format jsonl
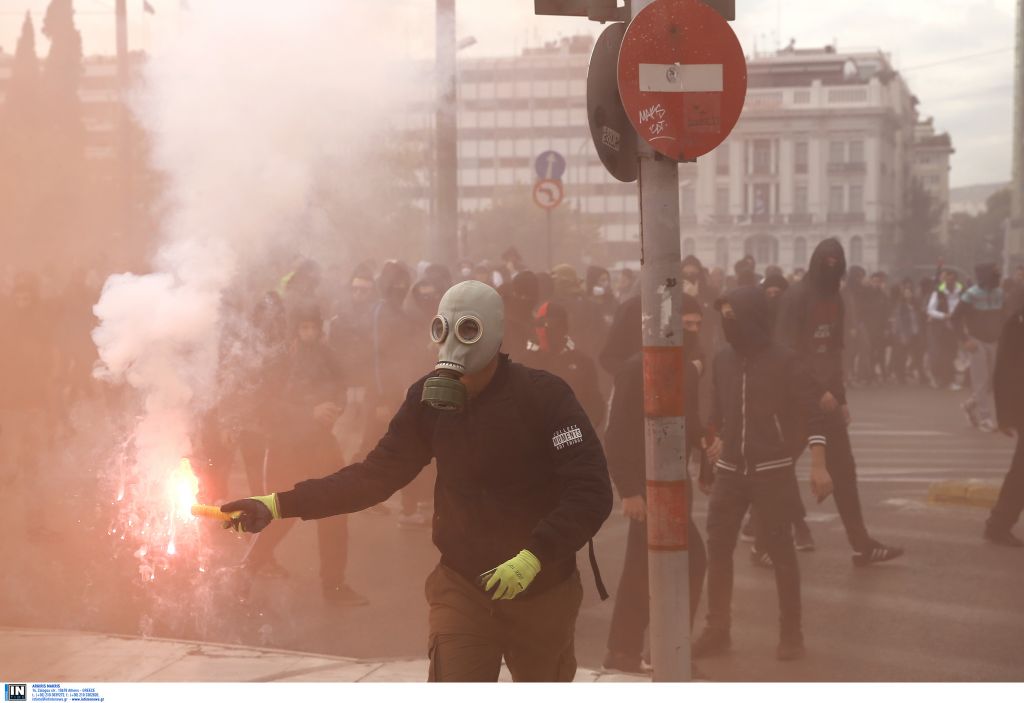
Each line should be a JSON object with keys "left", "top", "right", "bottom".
{"left": 638, "top": 63, "right": 723, "bottom": 93}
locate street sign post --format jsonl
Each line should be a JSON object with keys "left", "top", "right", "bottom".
{"left": 535, "top": 151, "right": 567, "bottom": 181}
{"left": 533, "top": 177, "right": 565, "bottom": 269}
{"left": 617, "top": 0, "right": 747, "bottom": 162}
{"left": 588, "top": 22, "right": 638, "bottom": 183}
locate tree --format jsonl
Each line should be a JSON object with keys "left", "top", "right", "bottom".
{"left": 35, "top": 0, "right": 86, "bottom": 253}
{"left": 897, "top": 177, "right": 943, "bottom": 271}
{"left": 949, "top": 189, "right": 1010, "bottom": 271}
{"left": 0, "top": 13, "right": 44, "bottom": 263}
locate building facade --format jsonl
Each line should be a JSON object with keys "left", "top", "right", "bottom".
{"left": 404, "top": 39, "right": 953, "bottom": 274}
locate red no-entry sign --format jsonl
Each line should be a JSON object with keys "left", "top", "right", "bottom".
{"left": 617, "top": 0, "right": 747, "bottom": 162}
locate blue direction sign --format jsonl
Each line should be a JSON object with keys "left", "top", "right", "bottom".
{"left": 535, "top": 150, "right": 567, "bottom": 181}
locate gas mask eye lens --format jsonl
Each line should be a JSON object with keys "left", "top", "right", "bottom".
{"left": 455, "top": 316, "right": 483, "bottom": 344}
{"left": 430, "top": 315, "right": 449, "bottom": 344}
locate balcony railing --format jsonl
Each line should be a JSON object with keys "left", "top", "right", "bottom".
{"left": 827, "top": 211, "right": 866, "bottom": 224}
{"left": 788, "top": 212, "right": 813, "bottom": 225}
{"left": 710, "top": 214, "right": 735, "bottom": 225}
{"left": 827, "top": 161, "right": 867, "bottom": 175}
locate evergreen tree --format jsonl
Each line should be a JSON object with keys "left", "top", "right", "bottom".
{"left": 897, "top": 177, "right": 944, "bottom": 271}
{"left": 0, "top": 13, "right": 44, "bottom": 261}
{"left": 36, "top": 0, "right": 86, "bottom": 252}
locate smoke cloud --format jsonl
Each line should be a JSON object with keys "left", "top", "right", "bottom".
{"left": 91, "top": 0, "right": 418, "bottom": 586}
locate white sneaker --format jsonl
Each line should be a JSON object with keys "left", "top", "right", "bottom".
{"left": 979, "top": 420, "right": 998, "bottom": 433}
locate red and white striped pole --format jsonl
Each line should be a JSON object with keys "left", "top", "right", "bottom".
{"left": 633, "top": 0, "right": 690, "bottom": 682}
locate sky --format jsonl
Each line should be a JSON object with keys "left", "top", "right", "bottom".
{"left": 0, "top": 0, "right": 1017, "bottom": 188}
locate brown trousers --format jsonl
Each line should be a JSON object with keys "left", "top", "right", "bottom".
{"left": 424, "top": 563, "right": 583, "bottom": 682}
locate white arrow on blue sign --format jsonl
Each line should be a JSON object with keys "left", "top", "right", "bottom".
{"left": 535, "top": 150, "right": 567, "bottom": 181}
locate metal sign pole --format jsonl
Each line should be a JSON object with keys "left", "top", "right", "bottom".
{"left": 632, "top": 0, "right": 690, "bottom": 684}
{"left": 546, "top": 208, "right": 553, "bottom": 270}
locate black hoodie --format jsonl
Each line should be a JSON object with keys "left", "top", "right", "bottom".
{"left": 776, "top": 238, "right": 848, "bottom": 404}
{"left": 710, "top": 286, "right": 827, "bottom": 473}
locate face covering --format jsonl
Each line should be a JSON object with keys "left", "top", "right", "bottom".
{"left": 682, "top": 330, "right": 700, "bottom": 361}
{"left": 421, "top": 281, "right": 504, "bottom": 412}
{"left": 592, "top": 286, "right": 606, "bottom": 297}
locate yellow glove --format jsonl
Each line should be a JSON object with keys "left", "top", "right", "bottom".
{"left": 479, "top": 549, "right": 541, "bottom": 601}
{"left": 221, "top": 494, "right": 280, "bottom": 533}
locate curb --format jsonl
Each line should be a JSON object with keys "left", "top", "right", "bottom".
{"left": 927, "top": 480, "right": 1000, "bottom": 509}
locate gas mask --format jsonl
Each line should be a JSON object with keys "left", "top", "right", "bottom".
{"left": 421, "top": 281, "right": 504, "bottom": 411}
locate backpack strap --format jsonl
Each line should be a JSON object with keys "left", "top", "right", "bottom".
{"left": 509, "top": 363, "right": 610, "bottom": 601}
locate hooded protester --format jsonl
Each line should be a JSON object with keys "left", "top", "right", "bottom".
{"left": 222, "top": 281, "right": 613, "bottom": 682}
{"left": 762, "top": 272, "right": 790, "bottom": 323}
{"left": 952, "top": 263, "right": 1006, "bottom": 431}
{"left": 585, "top": 265, "right": 618, "bottom": 325}
{"left": 696, "top": 285, "right": 832, "bottom": 662}
{"left": 601, "top": 293, "right": 708, "bottom": 675}
{"left": 500, "top": 270, "right": 540, "bottom": 358}
{"left": 775, "top": 238, "right": 903, "bottom": 566}
{"left": 598, "top": 294, "right": 642, "bottom": 377}
{"left": 550, "top": 264, "right": 607, "bottom": 362}
{"left": 525, "top": 301, "right": 606, "bottom": 431}
{"left": 241, "top": 302, "right": 364, "bottom": 605}
{"left": 984, "top": 301, "right": 1024, "bottom": 546}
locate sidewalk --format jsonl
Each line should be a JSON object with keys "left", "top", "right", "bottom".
{"left": 0, "top": 627, "right": 646, "bottom": 683}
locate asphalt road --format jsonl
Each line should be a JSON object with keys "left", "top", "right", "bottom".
{"left": 2, "top": 383, "right": 1021, "bottom": 681}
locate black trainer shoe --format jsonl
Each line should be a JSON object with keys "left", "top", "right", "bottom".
{"left": 793, "top": 521, "right": 815, "bottom": 552}
{"left": 602, "top": 651, "right": 652, "bottom": 675}
{"left": 983, "top": 525, "right": 1024, "bottom": 547}
{"left": 852, "top": 542, "right": 904, "bottom": 566}
{"left": 692, "top": 628, "right": 731, "bottom": 659}
{"left": 777, "top": 635, "right": 806, "bottom": 661}
{"left": 323, "top": 583, "right": 369, "bottom": 606}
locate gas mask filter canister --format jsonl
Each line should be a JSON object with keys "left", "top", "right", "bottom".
{"left": 421, "top": 281, "right": 504, "bottom": 412}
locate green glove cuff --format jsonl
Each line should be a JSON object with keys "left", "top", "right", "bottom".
{"left": 518, "top": 549, "right": 541, "bottom": 574}
{"left": 254, "top": 493, "right": 281, "bottom": 520}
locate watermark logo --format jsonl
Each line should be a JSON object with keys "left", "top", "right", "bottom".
{"left": 4, "top": 684, "right": 27, "bottom": 702}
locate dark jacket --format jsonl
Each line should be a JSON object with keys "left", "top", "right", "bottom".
{"left": 276, "top": 355, "right": 613, "bottom": 597}
{"left": 994, "top": 305, "right": 1024, "bottom": 429}
{"left": 605, "top": 355, "right": 702, "bottom": 498}
{"left": 951, "top": 265, "right": 1005, "bottom": 344}
{"left": 712, "top": 287, "right": 826, "bottom": 474}
{"left": 776, "top": 237, "right": 847, "bottom": 405}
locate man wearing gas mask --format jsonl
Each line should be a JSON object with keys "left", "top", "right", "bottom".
{"left": 222, "top": 280, "right": 613, "bottom": 682}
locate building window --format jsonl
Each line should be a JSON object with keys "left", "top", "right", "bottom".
{"left": 850, "top": 236, "right": 864, "bottom": 266}
{"left": 753, "top": 139, "right": 772, "bottom": 175}
{"left": 793, "top": 236, "right": 807, "bottom": 268}
{"left": 715, "top": 187, "right": 730, "bottom": 216}
{"left": 683, "top": 237, "right": 696, "bottom": 257}
{"left": 753, "top": 183, "right": 771, "bottom": 215}
{"left": 795, "top": 141, "right": 808, "bottom": 175}
{"left": 849, "top": 140, "right": 864, "bottom": 163}
{"left": 849, "top": 185, "right": 864, "bottom": 213}
{"left": 829, "top": 141, "right": 845, "bottom": 164}
{"left": 829, "top": 185, "right": 844, "bottom": 213}
{"left": 744, "top": 235, "right": 779, "bottom": 265}
{"left": 716, "top": 143, "right": 730, "bottom": 175}
{"left": 715, "top": 237, "right": 730, "bottom": 270}
{"left": 794, "top": 185, "right": 808, "bottom": 214}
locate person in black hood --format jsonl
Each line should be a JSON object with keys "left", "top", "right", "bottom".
{"left": 525, "top": 301, "right": 606, "bottom": 431}
{"left": 500, "top": 270, "right": 540, "bottom": 358}
{"left": 984, "top": 302, "right": 1024, "bottom": 546}
{"left": 775, "top": 238, "right": 904, "bottom": 566}
{"left": 696, "top": 286, "right": 833, "bottom": 662}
